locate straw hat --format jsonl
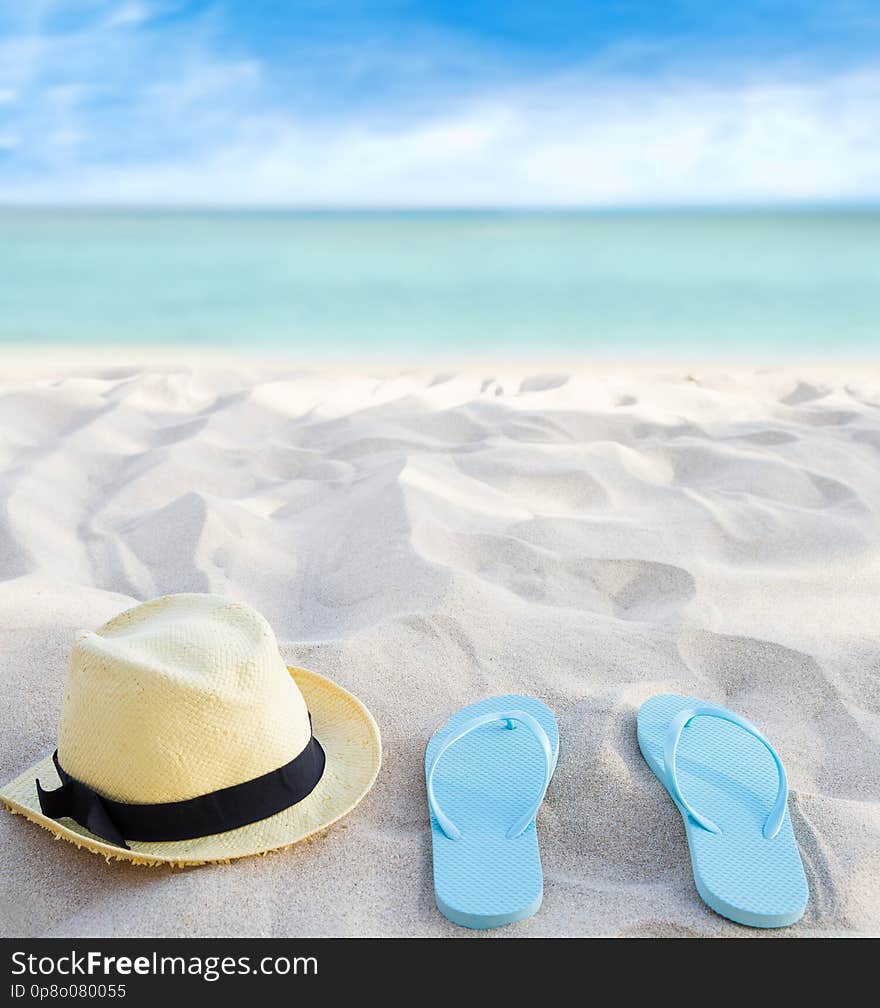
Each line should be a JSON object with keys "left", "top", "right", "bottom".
{"left": 0, "top": 594, "right": 381, "bottom": 865}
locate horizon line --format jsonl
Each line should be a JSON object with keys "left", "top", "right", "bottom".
{"left": 2, "top": 200, "right": 879, "bottom": 213}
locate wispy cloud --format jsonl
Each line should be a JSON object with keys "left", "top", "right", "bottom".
{"left": 0, "top": 2, "right": 878, "bottom": 205}
{"left": 105, "top": 2, "right": 156, "bottom": 29}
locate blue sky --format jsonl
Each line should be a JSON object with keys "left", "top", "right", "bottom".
{"left": 1, "top": 1, "right": 879, "bottom": 204}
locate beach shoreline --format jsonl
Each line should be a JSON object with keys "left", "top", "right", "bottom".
{"left": 3, "top": 345, "right": 880, "bottom": 377}
{"left": 1, "top": 358, "right": 878, "bottom": 936}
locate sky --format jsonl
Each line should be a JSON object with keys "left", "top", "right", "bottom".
{"left": 1, "top": 1, "right": 879, "bottom": 205}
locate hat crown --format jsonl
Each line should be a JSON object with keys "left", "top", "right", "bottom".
{"left": 57, "top": 594, "right": 311, "bottom": 803}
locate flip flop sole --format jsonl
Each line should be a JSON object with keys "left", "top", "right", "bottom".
{"left": 426, "top": 695, "right": 559, "bottom": 930}
{"left": 638, "top": 693, "right": 808, "bottom": 929}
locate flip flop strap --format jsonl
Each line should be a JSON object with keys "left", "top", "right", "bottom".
{"left": 664, "top": 704, "right": 788, "bottom": 840}
{"left": 427, "top": 709, "right": 554, "bottom": 842}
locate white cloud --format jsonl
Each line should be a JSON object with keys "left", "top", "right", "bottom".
{"left": 6, "top": 67, "right": 877, "bottom": 206}
{"left": 106, "top": 2, "right": 154, "bottom": 28}
{"left": 0, "top": 4, "right": 878, "bottom": 205}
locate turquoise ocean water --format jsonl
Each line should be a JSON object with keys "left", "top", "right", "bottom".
{"left": 1, "top": 209, "right": 877, "bottom": 357}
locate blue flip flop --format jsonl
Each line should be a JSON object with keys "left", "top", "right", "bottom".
{"left": 637, "top": 694, "right": 808, "bottom": 928}
{"left": 425, "top": 695, "right": 559, "bottom": 930}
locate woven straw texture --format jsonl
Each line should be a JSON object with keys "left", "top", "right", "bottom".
{"left": 1, "top": 666, "right": 381, "bottom": 865}
{"left": 59, "top": 595, "right": 314, "bottom": 802}
{"left": 0, "top": 594, "right": 381, "bottom": 865}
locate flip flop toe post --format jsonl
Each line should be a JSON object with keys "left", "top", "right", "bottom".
{"left": 425, "top": 695, "right": 559, "bottom": 930}
{"left": 637, "top": 694, "right": 808, "bottom": 928}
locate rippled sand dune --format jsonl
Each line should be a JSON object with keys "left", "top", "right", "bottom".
{"left": 1, "top": 361, "right": 878, "bottom": 936}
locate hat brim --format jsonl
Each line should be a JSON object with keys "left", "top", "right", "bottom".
{"left": 0, "top": 667, "right": 381, "bottom": 866}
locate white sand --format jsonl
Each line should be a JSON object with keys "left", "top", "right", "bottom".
{"left": 1, "top": 360, "right": 879, "bottom": 937}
